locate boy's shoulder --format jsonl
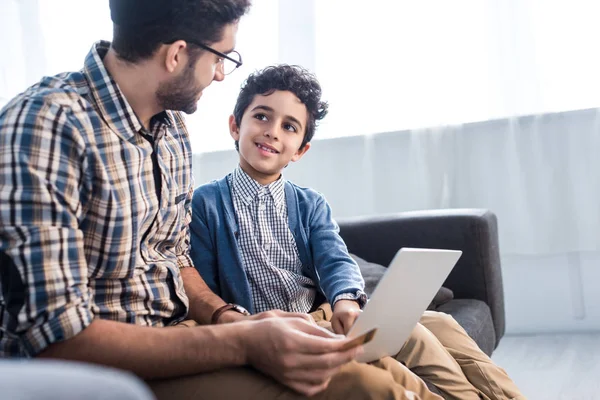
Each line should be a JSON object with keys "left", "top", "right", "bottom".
{"left": 285, "top": 179, "right": 327, "bottom": 205}
{"left": 192, "top": 175, "right": 230, "bottom": 204}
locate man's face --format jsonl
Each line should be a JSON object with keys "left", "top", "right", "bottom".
{"left": 156, "top": 22, "right": 238, "bottom": 114}
{"left": 230, "top": 90, "right": 311, "bottom": 185}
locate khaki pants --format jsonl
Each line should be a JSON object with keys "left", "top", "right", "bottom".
{"left": 415, "top": 311, "right": 526, "bottom": 400}
{"left": 315, "top": 305, "right": 526, "bottom": 400}
{"left": 148, "top": 307, "right": 526, "bottom": 400}
{"left": 148, "top": 315, "right": 442, "bottom": 400}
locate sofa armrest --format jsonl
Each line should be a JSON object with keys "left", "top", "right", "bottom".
{"left": 337, "top": 208, "right": 505, "bottom": 346}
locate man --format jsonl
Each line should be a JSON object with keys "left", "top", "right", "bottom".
{"left": 0, "top": 1, "right": 440, "bottom": 399}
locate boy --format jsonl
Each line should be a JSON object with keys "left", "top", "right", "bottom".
{"left": 190, "top": 65, "right": 525, "bottom": 400}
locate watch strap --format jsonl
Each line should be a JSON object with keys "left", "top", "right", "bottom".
{"left": 211, "top": 304, "right": 236, "bottom": 324}
{"left": 211, "top": 303, "right": 249, "bottom": 324}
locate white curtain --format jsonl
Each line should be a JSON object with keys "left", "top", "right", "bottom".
{"left": 0, "top": 0, "right": 26, "bottom": 108}
{"left": 313, "top": 0, "right": 600, "bottom": 140}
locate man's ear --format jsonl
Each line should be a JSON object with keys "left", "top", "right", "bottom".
{"left": 291, "top": 142, "right": 311, "bottom": 163}
{"left": 163, "top": 40, "right": 187, "bottom": 73}
{"left": 229, "top": 114, "right": 240, "bottom": 141}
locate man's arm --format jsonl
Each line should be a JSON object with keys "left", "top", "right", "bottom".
{"left": 37, "top": 318, "right": 244, "bottom": 379}
{"left": 39, "top": 315, "right": 362, "bottom": 397}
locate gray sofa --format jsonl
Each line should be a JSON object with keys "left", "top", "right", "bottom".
{"left": 337, "top": 208, "right": 505, "bottom": 357}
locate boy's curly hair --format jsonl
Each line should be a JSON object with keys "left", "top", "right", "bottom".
{"left": 233, "top": 65, "right": 328, "bottom": 150}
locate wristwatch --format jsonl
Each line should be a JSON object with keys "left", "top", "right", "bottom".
{"left": 211, "top": 303, "right": 250, "bottom": 324}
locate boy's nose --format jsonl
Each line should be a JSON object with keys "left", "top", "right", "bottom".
{"left": 264, "top": 125, "right": 280, "bottom": 139}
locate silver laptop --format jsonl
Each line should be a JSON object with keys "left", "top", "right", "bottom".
{"left": 347, "top": 248, "right": 462, "bottom": 363}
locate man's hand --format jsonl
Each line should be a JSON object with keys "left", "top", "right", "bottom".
{"left": 217, "top": 308, "right": 315, "bottom": 325}
{"left": 240, "top": 317, "right": 362, "bottom": 396}
{"left": 331, "top": 300, "right": 361, "bottom": 335}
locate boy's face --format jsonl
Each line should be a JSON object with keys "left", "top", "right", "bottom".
{"left": 230, "top": 90, "right": 311, "bottom": 185}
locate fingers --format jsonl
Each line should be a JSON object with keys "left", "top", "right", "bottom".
{"left": 332, "top": 310, "right": 361, "bottom": 335}
{"left": 331, "top": 315, "right": 345, "bottom": 335}
{"left": 282, "top": 348, "right": 360, "bottom": 371}
{"left": 331, "top": 312, "right": 355, "bottom": 335}
{"left": 251, "top": 310, "right": 315, "bottom": 324}
{"left": 277, "top": 311, "right": 315, "bottom": 324}
{"left": 248, "top": 318, "right": 362, "bottom": 397}
{"left": 288, "top": 319, "right": 346, "bottom": 343}
{"left": 282, "top": 365, "right": 339, "bottom": 385}
{"left": 285, "top": 377, "right": 331, "bottom": 397}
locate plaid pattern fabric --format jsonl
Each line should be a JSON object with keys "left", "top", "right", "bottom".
{"left": 230, "top": 167, "right": 317, "bottom": 313}
{"left": 0, "top": 41, "right": 191, "bottom": 357}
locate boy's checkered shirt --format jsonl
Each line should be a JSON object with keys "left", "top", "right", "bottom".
{"left": 229, "top": 166, "right": 363, "bottom": 314}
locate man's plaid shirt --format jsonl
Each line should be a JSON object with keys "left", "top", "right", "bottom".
{"left": 0, "top": 41, "right": 192, "bottom": 356}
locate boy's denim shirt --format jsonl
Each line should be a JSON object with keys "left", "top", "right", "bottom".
{"left": 189, "top": 174, "right": 365, "bottom": 314}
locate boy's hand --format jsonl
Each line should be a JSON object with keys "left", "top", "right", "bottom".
{"left": 331, "top": 300, "right": 362, "bottom": 335}
{"left": 217, "top": 308, "right": 315, "bottom": 325}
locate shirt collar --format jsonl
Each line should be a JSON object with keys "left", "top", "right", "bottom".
{"left": 82, "top": 41, "right": 173, "bottom": 140}
{"left": 231, "top": 166, "right": 286, "bottom": 208}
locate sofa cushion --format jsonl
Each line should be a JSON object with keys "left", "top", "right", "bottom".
{"left": 436, "top": 299, "right": 496, "bottom": 356}
{"left": 350, "top": 253, "right": 453, "bottom": 310}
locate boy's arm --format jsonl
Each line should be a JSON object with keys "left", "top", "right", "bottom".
{"left": 308, "top": 195, "right": 367, "bottom": 334}
{"left": 309, "top": 195, "right": 366, "bottom": 304}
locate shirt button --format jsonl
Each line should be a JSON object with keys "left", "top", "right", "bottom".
{"left": 264, "top": 243, "right": 271, "bottom": 251}
{"left": 259, "top": 204, "right": 266, "bottom": 211}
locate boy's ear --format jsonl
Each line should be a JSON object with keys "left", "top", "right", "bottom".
{"left": 228, "top": 115, "right": 240, "bottom": 141}
{"left": 291, "top": 142, "right": 311, "bottom": 163}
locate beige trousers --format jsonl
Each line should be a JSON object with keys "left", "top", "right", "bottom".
{"left": 148, "top": 316, "right": 442, "bottom": 400}
{"left": 148, "top": 307, "right": 526, "bottom": 400}
{"left": 413, "top": 311, "right": 526, "bottom": 400}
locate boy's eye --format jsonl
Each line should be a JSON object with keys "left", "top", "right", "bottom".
{"left": 284, "top": 123, "right": 297, "bottom": 133}
{"left": 254, "top": 113, "right": 268, "bottom": 121}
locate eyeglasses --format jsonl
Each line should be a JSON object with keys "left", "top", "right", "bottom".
{"left": 187, "top": 40, "right": 243, "bottom": 75}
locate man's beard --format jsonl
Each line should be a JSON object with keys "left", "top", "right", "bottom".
{"left": 156, "top": 65, "right": 202, "bottom": 114}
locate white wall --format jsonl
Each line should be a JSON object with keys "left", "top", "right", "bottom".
{"left": 502, "top": 252, "right": 600, "bottom": 334}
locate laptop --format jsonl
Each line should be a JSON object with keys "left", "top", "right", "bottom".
{"left": 346, "top": 247, "right": 462, "bottom": 363}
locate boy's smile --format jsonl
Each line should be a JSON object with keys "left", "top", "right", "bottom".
{"left": 256, "top": 142, "right": 280, "bottom": 155}
{"left": 229, "top": 90, "right": 311, "bottom": 185}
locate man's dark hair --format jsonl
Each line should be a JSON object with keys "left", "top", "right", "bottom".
{"left": 233, "top": 65, "right": 328, "bottom": 151}
{"left": 110, "top": 0, "right": 251, "bottom": 63}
